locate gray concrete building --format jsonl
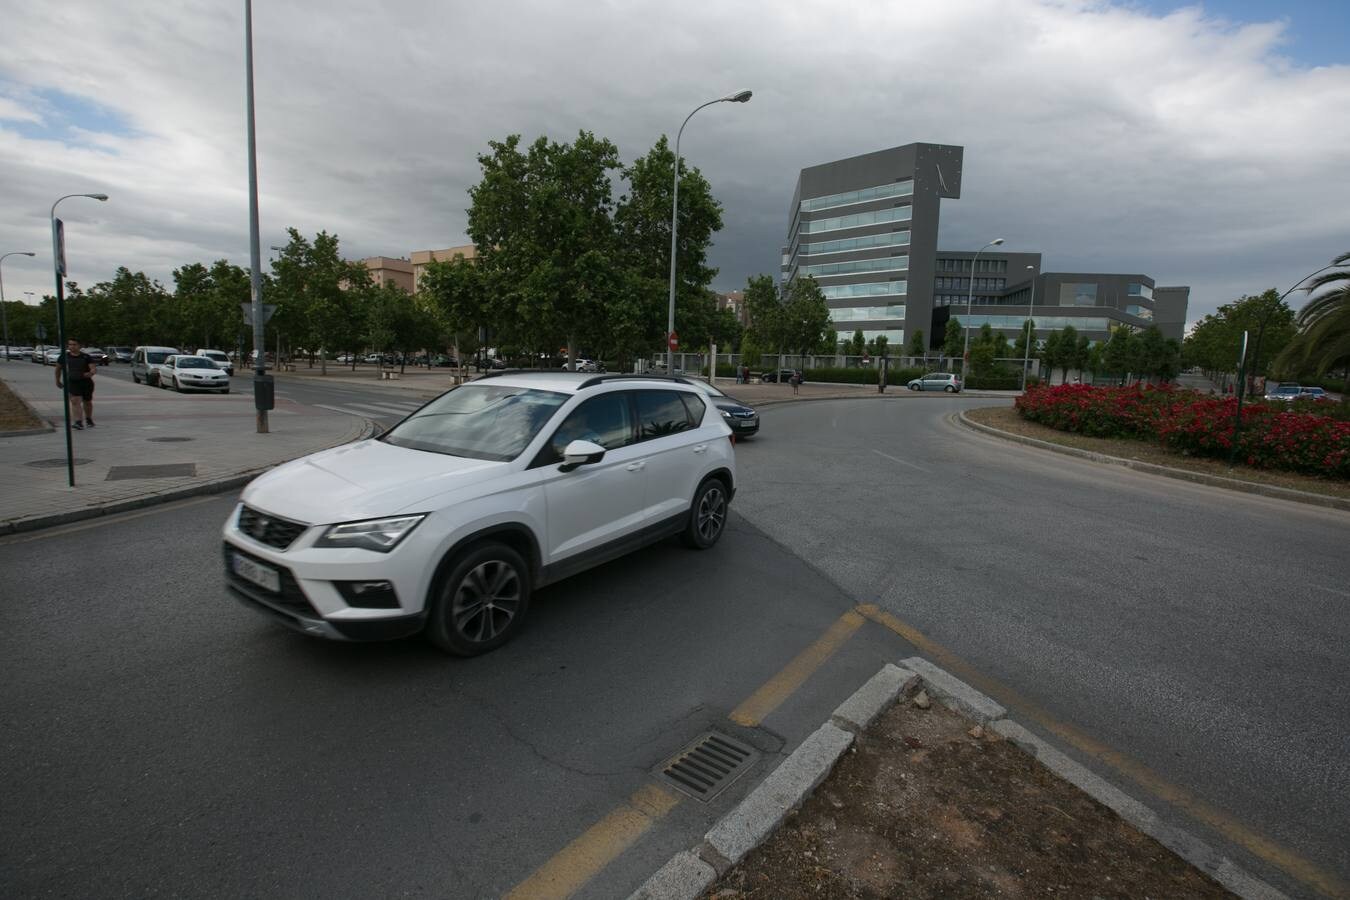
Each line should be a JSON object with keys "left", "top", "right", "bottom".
{"left": 783, "top": 143, "right": 1189, "bottom": 349}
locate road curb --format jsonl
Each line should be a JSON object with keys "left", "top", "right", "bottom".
{"left": 631, "top": 656, "right": 1289, "bottom": 900}
{"left": 957, "top": 410, "right": 1350, "bottom": 513}
{"left": 0, "top": 417, "right": 378, "bottom": 536}
{"left": 751, "top": 389, "right": 1012, "bottom": 410}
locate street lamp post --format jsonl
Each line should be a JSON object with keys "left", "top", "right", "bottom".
{"left": 244, "top": 0, "right": 272, "bottom": 434}
{"left": 51, "top": 192, "right": 109, "bottom": 488}
{"left": 667, "top": 90, "right": 751, "bottom": 372}
{"left": 0, "top": 251, "right": 37, "bottom": 362}
{"left": 1020, "top": 263, "right": 1036, "bottom": 390}
{"left": 961, "top": 238, "right": 1004, "bottom": 382}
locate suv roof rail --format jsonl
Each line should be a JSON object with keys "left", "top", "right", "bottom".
{"left": 576, "top": 373, "right": 690, "bottom": 389}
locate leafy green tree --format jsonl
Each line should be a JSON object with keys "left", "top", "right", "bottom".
{"left": 270, "top": 229, "right": 367, "bottom": 373}
{"left": 942, "top": 318, "right": 964, "bottom": 363}
{"left": 1073, "top": 333, "right": 1091, "bottom": 381}
{"left": 1102, "top": 325, "right": 1134, "bottom": 384}
{"left": 81, "top": 269, "right": 172, "bottom": 346}
{"left": 1013, "top": 320, "right": 1035, "bottom": 361}
{"left": 1041, "top": 330, "right": 1062, "bottom": 383}
{"left": 848, "top": 329, "right": 866, "bottom": 357}
{"left": 907, "top": 329, "right": 925, "bottom": 360}
{"left": 420, "top": 253, "right": 486, "bottom": 364}
{"left": 781, "top": 276, "right": 832, "bottom": 356}
{"left": 468, "top": 131, "right": 622, "bottom": 365}
{"left": 867, "top": 334, "right": 890, "bottom": 356}
{"left": 1185, "top": 289, "right": 1296, "bottom": 379}
{"left": 742, "top": 274, "right": 785, "bottom": 353}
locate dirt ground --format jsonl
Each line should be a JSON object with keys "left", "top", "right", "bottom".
{"left": 966, "top": 405, "right": 1350, "bottom": 502}
{"left": 706, "top": 696, "right": 1233, "bottom": 899}
{"left": 0, "top": 379, "right": 44, "bottom": 431}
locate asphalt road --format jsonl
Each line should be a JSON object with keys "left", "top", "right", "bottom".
{"left": 4, "top": 385, "right": 1347, "bottom": 898}
{"left": 731, "top": 395, "right": 1350, "bottom": 899}
{"left": 0, "top": 490, "right": 911, "bottom": 898}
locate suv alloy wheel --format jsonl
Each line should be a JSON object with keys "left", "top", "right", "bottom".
{"left": 427, "top": 541, "right": 532, "bottom": 656}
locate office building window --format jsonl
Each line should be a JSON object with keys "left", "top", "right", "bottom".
{"left": 1125, "top": 304, "right": 1154, "bottom": 320}
{"left": 1127, "top": 283, "right": 1154, "bottom": 300}
{"left": 953, "top": 314, "right": 1111, "bottom": 331}
{"left": 821, "top": 280, "right": 907, "bottom": 299}
{"left": 802, "top": 255, "right": 908, "bottom": 278}
{"left": 802, "top": 206, "right": 912, "bottom": 234}
{"left": 801, "top": 180, "right": 914, "bottom": 213}
{"left": 828, "top": 304, "right": 906, "bottom": 322}
{"left": 1058, "top": 283, "right": 1099, "bottom": 306}
{"left": 835, "top": 328, "right": 905, "bottom": 343}
{"left": 800, "top": 230, "right": 909, "bottom": 257}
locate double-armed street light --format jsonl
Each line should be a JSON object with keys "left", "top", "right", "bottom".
{"left": 667, "top": 90, "right": 752, "bottom": 372}
{"left": 0, "top": 250, "right": 37, "bottom": 361}
{"left": 961, "top": 238, "right": 1004, "bottom": 382}
{"left": 51, "top": 192, "right": 109, "bottom": 487}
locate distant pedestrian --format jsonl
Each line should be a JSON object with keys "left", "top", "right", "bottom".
{"left": 790, "top": 370, "right": 801, "bottom": 396}
{"left": 56, "top": 338, "right": 96, "bottom": 429}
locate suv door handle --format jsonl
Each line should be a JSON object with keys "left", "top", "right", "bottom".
{"left": 693, "top": 444, "right": 708, "bottom": 454}
{"left": 626, "top": 461, "right": 646, "bottom": 471}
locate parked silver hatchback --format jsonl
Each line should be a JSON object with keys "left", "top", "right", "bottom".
{"left": 907, "top": 372, "right": 963, "bottom": 393}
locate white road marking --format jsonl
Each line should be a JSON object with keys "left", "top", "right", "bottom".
{"left": 874, "top": 447, "right": 928, "bottom": 474}
{"left": 347, "top": 401, "right": 418, "bottom": 416}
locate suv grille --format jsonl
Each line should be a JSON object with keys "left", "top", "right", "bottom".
{"left": 238, "top": 504, "right": 307, "bottom": 550}
{"left": 223, "top": 544, "right": 316, "bottom": 616}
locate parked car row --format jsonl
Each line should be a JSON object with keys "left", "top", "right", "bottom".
{"left": 1263, "top": 383, "right": 1328, "bottom": 402}
{"left": 130, "top": 346, "right": 233, "bottom": 391}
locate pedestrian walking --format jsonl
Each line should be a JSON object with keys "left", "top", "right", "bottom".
{"left": 56, "top": 338, "right": 96, "bottom": 429}
{"left": 790, "top": 370, "right": 801, "bottom": 396}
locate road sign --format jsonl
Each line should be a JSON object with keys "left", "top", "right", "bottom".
{"left": 240, "top": 303, "right": 277, "bottom": 326}
{"left": 667, "top": 331, "right": 679, "bottom": 351}
{"left": 53, "top": 218, "right": 66, "bottom": 277}
{"left": 35, "top": 324, "right": 47, "bottom": 340}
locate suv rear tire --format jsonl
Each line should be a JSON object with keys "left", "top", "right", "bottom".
{"left": 681, "top": 478, "right": 729, "bottom": 549}
{"left": 427, "top": 541, "right": 531, "bottom": 656}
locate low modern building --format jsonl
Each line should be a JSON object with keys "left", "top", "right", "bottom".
{"left": 781, "top": 143, "right": 1188, "bottom": 349}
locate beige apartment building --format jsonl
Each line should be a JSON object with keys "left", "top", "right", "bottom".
{"left": 410, "top": 244, "right": 478, "bottom": 290}
{"left": 360, "top": 257, "right": 415, "bottom": 293}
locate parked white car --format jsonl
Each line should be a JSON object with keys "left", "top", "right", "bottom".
{"left": 196, "top": 348, "right": 234, "bottom": 376}
{"left": 132, "top": 346, "right": 180, "bottom": 385}
{"left": 223, "top": 372, "right": 736, "bottom": 655}
{"left": 161, "top": 354, "right": 231, "bottom": 393}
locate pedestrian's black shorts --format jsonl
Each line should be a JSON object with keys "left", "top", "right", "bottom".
{"left": 68, "top": 379, "right": 94, "bottom": 401}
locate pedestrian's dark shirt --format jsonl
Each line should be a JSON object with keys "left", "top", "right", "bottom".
{"left": 60, "top": 352, "right": 93, "bottom": 382}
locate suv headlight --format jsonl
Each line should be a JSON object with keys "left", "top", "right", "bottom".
{"left": 315, "top": 515, "right": 426, "bottom": 552}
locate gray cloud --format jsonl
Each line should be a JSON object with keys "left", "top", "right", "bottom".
{"left": 1, "top": 0, "right": 1347, "bottom": 332}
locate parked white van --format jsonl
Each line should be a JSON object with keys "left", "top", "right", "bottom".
{"left": 132, "top": 346, "right": 180, "bottom": 386}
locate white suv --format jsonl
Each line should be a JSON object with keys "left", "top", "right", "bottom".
{"left": 222, "top": 372, "right": 736, "bottom": 655}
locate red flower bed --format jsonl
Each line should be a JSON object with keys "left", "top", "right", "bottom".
{"left": 1015, "top": 384, "right": 1350, "bottom": 479}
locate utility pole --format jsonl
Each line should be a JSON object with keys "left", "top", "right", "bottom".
{"left": 244, "top": 0, "right": 272, "bottom": 433}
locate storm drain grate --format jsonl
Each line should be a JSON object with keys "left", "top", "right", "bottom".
{"left": 654, "top": 731, "right": 759, "bottom": 802}
{"left": 26, "top": 458, "right": 92, "bottom": 468}
{"left": 147, "top": 436, "right": 194, "bottom": 443}
{"left": 105, "top": 463, "right": 197, "bottom": 480}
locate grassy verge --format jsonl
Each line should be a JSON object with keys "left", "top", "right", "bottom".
{"left": 0, "top": 380, "right": 45, "bottom": 432}
{"left": 966, "top": 406, "right": 1350, "bottom": 502}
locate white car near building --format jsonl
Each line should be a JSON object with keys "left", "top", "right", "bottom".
{"left": 222, "top": 372, "right": 736, "bottom": 655}
{"left": 196, "top": 348, "right": 234, "bottom": 376}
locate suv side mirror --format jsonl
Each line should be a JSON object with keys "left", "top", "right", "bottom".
{"left": 559, "top": 439, "right": 606, "bottom": 472}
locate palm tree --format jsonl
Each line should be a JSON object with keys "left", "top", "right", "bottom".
{"left": 1275, "top": 251, "right": 1350, "bottom": 401}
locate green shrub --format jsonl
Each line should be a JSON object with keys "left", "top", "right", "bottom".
{"left": 964, "top": 374, "right": 1022, "bottom": 390}
{"left": 699, "top": 363, "right": 739, "bottom": 377}
{"left": 803, "top": 365, "right": 924, "bottom": 385}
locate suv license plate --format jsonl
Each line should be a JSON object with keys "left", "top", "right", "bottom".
{"left": 232, "top": 553, "right": 280, "bottom": 593}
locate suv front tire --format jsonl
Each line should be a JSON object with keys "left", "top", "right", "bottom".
{"left": 427, "top": 541, "right": 532, "bottom": 656}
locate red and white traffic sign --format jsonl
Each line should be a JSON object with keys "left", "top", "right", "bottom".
{"left": 667, "top": 332, "right": 679, "bottom": 351}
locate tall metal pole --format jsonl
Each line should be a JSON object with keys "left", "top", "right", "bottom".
{"left": 667, "top": 90, "right": 751, "bottom": 373}
{"left": 245, "top": 0, "right": 270, "bottom": 433}
{"left": 49, "top": 194, "right": 107, "bottom": 488}
{"left": 961, "top": 238, "right": 1004, "bottom": 383}
{"left": 1020, "top": 264, "right": 1036, "bottom": 390}
{"left": 0, "top": 252, "right": 36, "bottom": 362}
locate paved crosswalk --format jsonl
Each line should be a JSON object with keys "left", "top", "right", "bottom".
{"left": 314, "top": 400, "right": 422, "bottom": 420}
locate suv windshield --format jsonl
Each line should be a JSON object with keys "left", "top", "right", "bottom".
{"left": 383, "top": 384, "right": 568, "bottom": 461}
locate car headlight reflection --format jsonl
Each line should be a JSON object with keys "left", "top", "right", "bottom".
{"left": 315, "top": 514, "right": 426, "bottom": 552}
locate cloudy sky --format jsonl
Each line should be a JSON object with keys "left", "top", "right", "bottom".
{"left": 1, "top": 0, "right": 1347, "bottom": 333}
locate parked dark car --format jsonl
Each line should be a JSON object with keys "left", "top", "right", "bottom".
{"left": 762, "top": 368, "right": 805, "bottom": 384}
{"left": 107, "top": 346, "right": 133, "bottom": 363}
{"left": 681, "top": 378, "right": 759, "bottom": 438}
{"left": 83, "top": 347, "right": 109, "bottom": 365}
{"left": 431, "top": 355, "right": 460, "bottom": 367}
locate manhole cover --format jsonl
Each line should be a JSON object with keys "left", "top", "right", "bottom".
{"left": 26, "top": 458, "right": 93, "bottom": 468}
{"left": 105, "top": 463, "right": 197, "bottom": 481}
{"left": 147, "top": 437, "right": 194, "bottom": 443}
{"left": 654, "top": 731, "right": 759, "bottom": 802}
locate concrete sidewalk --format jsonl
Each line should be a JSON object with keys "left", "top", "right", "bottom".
{"left": 0, "top": 363, "right": 373, "bottom": 534}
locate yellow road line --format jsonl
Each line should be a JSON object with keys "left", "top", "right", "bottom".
{"left": 855, "top": 603, "right": 1348, "bottom": 899}
{"left": 503, "top": 784, "right": 679, "bottom": 900}
{"left": 0, "top": 494, "right": 223, "bottom": 545}
{"left": 730, "top": 609, "right": 866, "bottom": 726}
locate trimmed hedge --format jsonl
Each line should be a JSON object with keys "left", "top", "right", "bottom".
{"left": 802, "top": 366, "right": 925, "bottom": 385}
{"left": 1016, "top": 383, "right": 1350, "bottom": 478}
{"left": 964, "top": 374, "right": 1022, "bottom": 390}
